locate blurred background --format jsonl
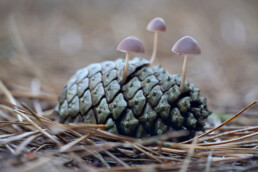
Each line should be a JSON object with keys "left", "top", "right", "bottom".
{"left": 0, "top": 0, "right": 257, "bottom": 113}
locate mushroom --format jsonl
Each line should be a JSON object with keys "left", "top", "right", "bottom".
{"left": 147, "top": 17, "right": 166, "bottom": 65}
{"left": 117, "top": 36, "right": 145, "bottom": 84}
{"left": 172, "top": 36, "right": 201, "bottom": 92}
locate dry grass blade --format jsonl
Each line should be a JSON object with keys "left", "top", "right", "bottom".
{"left": 154, "top": 147, "right": 187, "bottom": 154}
{"left": 0, "top": 130, "right": 40, "bottom": 145}
{"left": 219, "top": 139, "right": 258, "bottom": 146}
{"left": 5, "top": 144, "right": 16, "bottom": 154}
{"left": 198, "top": 131, "right": 258, "bottom": 146}
{"left": 138, "top": 144, "right": 161, "bottom": 156}
{"left": 0, "top": 80, "right": 23, "bottom": 121}
{"left": 21, "top": 102, "right": 45, "bottom": 127}
{"left": 9, "top": 90, "right": 58, "bottom": 100}
{"left": 0, "top": 121, "right": 30, "bottom": 127}
{"left": 15, "top": 134, "right": 40, "bottom": 155}
{"left": 198, "top": 126, "right": 258, "bottom": 143}
{"left": 205, "top": 150, "right": 213, "bottom": 172}
{"left": 59, "top": 134, "right": 91, "bottom": 152}
{"left": 14, "top": 109, "right": 62, "bottom": 146}
{"left": 67, "top": 123, "right": 107, "bottom": 130}
{"left": 105, "top": 150, "right": 129, "bottom": 167}
{"left": 0, "top": 81, "right": 16, "bottom": 106}
{"left": 132, "top": 144, "right": 163, "bottom": 163}
{"left": 179, "top": 136, "right": 198, "bottom": 172}
{"left": 0, "top": 97, "right": 31, "bottom": 114}
{"left": 89, "top": 129, "right": 137, "bottom": 142}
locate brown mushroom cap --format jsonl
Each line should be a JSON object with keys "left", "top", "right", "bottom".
{"left": 117, "top": 36, "right": 145, "bottom": 53}
{"left": 172, "top": 36, "right": 201, "bottom": 55}
{"left": 147, "top": 17, "right": 166, "bottom": 32}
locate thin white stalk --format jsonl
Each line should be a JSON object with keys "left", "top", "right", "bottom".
{"left": 150, "top": 32, "right": 158, "bottom": 65}
{"left": 180, "top": 55, "right": 188, "bottom": 92}
{"left": 122, "top": 52, "right": 130, "bottom": 84}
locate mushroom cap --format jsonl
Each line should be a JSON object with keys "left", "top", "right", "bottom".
{"left": 172, "top": 36, "right": 201, "bottom": 55}
{"left": 117, "top": 36, "right": 145, "bottom": 53}
{"left": 147, "top": 17, "right": 166, "bottom": 32}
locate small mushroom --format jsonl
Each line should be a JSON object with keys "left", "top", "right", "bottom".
{"left": 117, "top": 36, "right": 145, "bottom": 84}
{"left": 172, "top": 36, "right": 201, "bottom": 92}
{"left": 147, "top": 17, "right": 166, "bottom": 65}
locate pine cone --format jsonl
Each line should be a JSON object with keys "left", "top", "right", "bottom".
{"left": 56, "top": 57, "right": 211, "bottom": 138}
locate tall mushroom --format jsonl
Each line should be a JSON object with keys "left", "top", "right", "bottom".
{"left": 172, "top": 36, "right": 201, "bottom": 92}
{"left": 117, "top": 36, "right": 145, "bottom": 84}
{"left": 147, "top": 17, "right": 166, "bottom": 65}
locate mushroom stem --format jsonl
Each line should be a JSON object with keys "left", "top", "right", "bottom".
{"left": 180, "top": 55, "right": 188, "bottom": 92}
{"left": 150, "top": 32, "right": 158, "bottom": 65}
{"left": 122, "top": 51, "right": 130, "bottom": 84}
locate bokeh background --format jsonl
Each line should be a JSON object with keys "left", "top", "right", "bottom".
{"left": 0, "top": 0, "right": 257, "bottom": 113}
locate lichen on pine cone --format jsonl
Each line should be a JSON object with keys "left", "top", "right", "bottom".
{"left": 56, "top": 57, "right": 211, "bottom": 138}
